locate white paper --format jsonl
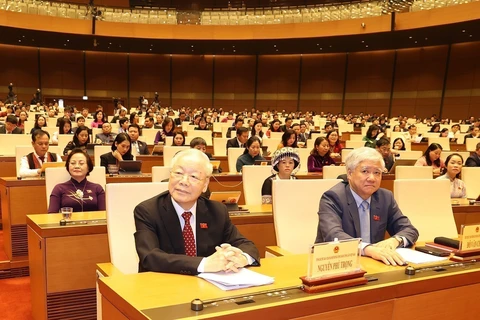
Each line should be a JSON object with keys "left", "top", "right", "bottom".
{"left": 198, "top": 268, "right": 274, "bottom": 291}
{"left": 396, "top": 248, "right": 449, "bottom": 264}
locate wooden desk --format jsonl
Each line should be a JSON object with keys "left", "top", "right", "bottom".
{"left": 27, "top": 212, "right": 110, "bottom": 320}
{"left": 453, "top": 204, "right": 480, "bottom": 234}
{"left": 98, "top": 254, "right": 480, "bottom": 319}
{"left": 411, "top": 142, "right": 467, "bottom": 152}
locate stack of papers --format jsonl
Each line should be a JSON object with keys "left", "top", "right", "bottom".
{"left": 198, "top": 268, "right": 274, "bottom": 291}
{"left": 396, "top": 248, "right": 449, "bottom": 264}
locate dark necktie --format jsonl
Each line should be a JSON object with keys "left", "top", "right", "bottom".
{"left": 39, "top": 156, "right": 46, "bottom": 163}
{"left": 182, "top": 212, "right": 196, "bottom": 257}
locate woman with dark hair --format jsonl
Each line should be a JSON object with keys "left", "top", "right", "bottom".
{"left": 436, "top": 153, "right": 466, "bottom": 198}
{"left": 235, "top": 136, "right": 265, "bottom": 172}
{"left": 194, "top": 117, "right": 209, "bottom": 130}
{"left": 63, "top": 126, "right": 90, "bottom": 155}
{"left": 172, "top": 131, "right": 186, "bottom": 146}
{"left": 392, "top": 125, "right": 401, "bottom": 132}
{"left": 393, "top": 137, "right": 406, "bottom": 151}
{"left": 266, "top": 119, "right": 282, "bottom": 138}
{"left": 130, "top": 112, "right": 140, "bottom": 126}
{"left": 48, "top": 148, "right": 105, "bottom": 213}
{"left": 363, "top": 124, "right": 383, "bottom": 148}
{"left": 414, "top": 142, "right": 445, "bottom": 174}
{"left": 100, "top": 133, "right": 133, "bottom": 169}
{"left": 326, "top": 130, "right": 343, "bottom": 159}
{"left": 277, "top": 129, "right": 297, "bottom": 149}
{"left": 30, "top": 115, "right": 47, "bottom": 134}
{"left": 307, "top": 137, "right": 336, "bottom": 172}
{"left": 429, "top": 123, "right": 441, "bottom": 133}
{"left": 17, "top": 111, "right": 28, "bottom": 130}
{"left": 250, "top": 120, "right": 265, "bottom": 140}
{"left": 52, "top": 118, "right": 73, "bottom": 144}
{"left": 439, "top": 128, "right": 449, "bottom": 137}
{"left": 154, "top": 117, "right": 175, "bottom": 144}
{"left": 91, "top": 110, "right": 107, "bottom": 128}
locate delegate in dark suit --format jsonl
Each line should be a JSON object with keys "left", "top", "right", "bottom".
{"left": 465, "top": 152, "right": 480, "bottom": 167}
{"left": 315, "top": 182, "right": 418, "bottom": 245}
{"left": 0, "top": 126, "right": 24, "bottom": 134}
{"left": 134, "top": 191, "right": 259, "bottom": 275}
{"left": 131, "top": 140, "right": 149, "bottom": 155}
{"left": 226, "top": 137, "right": 241, "bottom": 149}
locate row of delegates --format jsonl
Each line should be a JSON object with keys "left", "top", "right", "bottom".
{"left": 436, "top": 153, "right": 467, "bottom": 198}
{"left": 100, "top": 133, "right": 134, "bottom": 169}
{"left": 414, "top": 143, "right": 445, "bottom": 174}
{"left": 235, "top": 136, "right": 266, "bottom": 173}
{"left": 261, "top": 148, "right": 301, "bottom": 204}
{"left": 0, "top": 115, "right": 24, "bottom": 134}
{"left": 63, "top": 126, "right": 90, "bottom": 155}
{"left": 464, "top": 126, "right": 480, "bottom": 144}
{"left": 316, "top": 147, "right": 419, "bottom": 266}
{"left": 134, "top": 148, "right": 260, "bottom": 274}
{"left": 154, "top": 117, "right": 175, "bottom": 144}
{"left": 307, "top": 137, "right": 336, "bottom": 172}
{"left": 18, "top": 130, "right": 63, "bottom": 178}
{"left": 48, "top": 148, "right": 105, "bottom": 213}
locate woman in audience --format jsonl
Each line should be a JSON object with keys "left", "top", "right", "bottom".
{"left": 414, "top": 142, "right": 444, "bottom": 174}
{"left": 154, "top": 117, "right": 175, "bottom": 144}
{"left": 172, "top": 131, "right": 186, "bottom": 146}
{"left": 100, "top": 133, "right": 133, "bottom": 169}
{"left": 250, "top": 120, "right": 266, "bottom": 140}
{"left": 17, "top": 111, "right": 28, "bottom": 130}
{"left": 63, "top": 126, "right": 90, "bottom": 155}
{"left": 236, "top": 136, "right": 265, "bottom": 172}
{"left": 392, "top": 125, "right": 401, "bottom": 132}
{"left": 436, "top": 153, "right": 466, "bottom": 198}
{"left": 52, "top": 118, "right": 73, "bottom": 144}
{"left": 326, "top": 130, "right": 343, "bottom": 159}
{"left": 429, "top": 123, "right": 441, "bottom": 133}
{"left": 277, "top": 129, "right": 298, "bottom": 149}
{"left": 30, "top": 115, "right": 47, "bottom": 134}
{"left": 91, "top": 110, "right": 107, "bottom": 128}
{"left": 439, "top": 128, "right": 449, "bottom": 137}
{"left": 308, "top": 137, "right": 336, "bottom": 172}
{"left": 194, "top": 117, "right": 209, "bottom": 130}
{"left": 393, "top": 137, "right": 406, "bottom": 151}
{"left": 266, "top": 119, "right": 282, "bottom": 138}
{"left": 261, "top": 147, "right": 300, "bottom": 204}
{"left": 48, "top": 148, "right": 105, "bottom": 213}
{"left": 363, "top": 124, "right": 383, "bottom": 148}
{"left": 130, "top": 112, "right": 140, "bottom": 126}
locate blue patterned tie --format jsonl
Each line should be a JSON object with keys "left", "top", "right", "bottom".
{"left": 360, "top": 201, "right": 371, "bottom": 243}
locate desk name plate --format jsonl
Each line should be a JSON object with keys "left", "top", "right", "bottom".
{"left": 461, "top": 224, "right": 480, "bottom": 251}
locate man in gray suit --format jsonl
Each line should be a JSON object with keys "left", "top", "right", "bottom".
{"left": 315, "top": 147, "right": 418, "bottom": 266}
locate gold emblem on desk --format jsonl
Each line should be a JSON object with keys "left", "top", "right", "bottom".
{"left": 301, "top": 239, "right": 367, "bottom": 294}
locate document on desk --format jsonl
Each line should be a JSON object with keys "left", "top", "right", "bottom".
{"left": 198, "top": 268, "right": 274, "bottom": 291}
{"left": 396, "top": 248, "right": 449, "bottom": 264}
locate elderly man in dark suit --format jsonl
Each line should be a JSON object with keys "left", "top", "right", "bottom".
{"left": 465, "top": 142, "right": 480, "bottom": 167}
{"left": 315, "top": 147, "right": 418, "bottom": 266}
{"left": 134, "top": 149, "right": 259, "bottom": 274}
{"left": 0, "top": 115, "right": 24, "bottom": 134}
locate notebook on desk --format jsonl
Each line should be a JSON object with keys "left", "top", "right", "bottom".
{"left": 118, "top": 160, "right": 142, "bottom": 175}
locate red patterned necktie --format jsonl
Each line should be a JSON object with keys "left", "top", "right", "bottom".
{"left": 182, "top": 212, "right": 196, "bottom": 257}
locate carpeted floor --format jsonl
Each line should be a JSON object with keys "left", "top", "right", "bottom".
{"left": 0, "top": 229, "right": 7, "bottom": 261}
{"left": 0, "top": 277, "right": 33, "bottom": 320}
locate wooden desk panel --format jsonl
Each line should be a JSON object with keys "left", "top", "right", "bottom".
{"left": 453, "top": 204, "right": 480, "bottom": 234}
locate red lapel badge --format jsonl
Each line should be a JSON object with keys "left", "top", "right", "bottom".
{"left": 200, "top": 223, "right": 208, "bottom": 229}
{"left": 373, "top": 215, "right": 380, "bottom": 221}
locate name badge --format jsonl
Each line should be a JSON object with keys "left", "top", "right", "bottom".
{"left": 460, "top": 224, "right": 480, "bottom": 251}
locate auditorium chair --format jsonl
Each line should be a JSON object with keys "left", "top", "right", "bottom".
{"left": 395, "top": 166, "right": 433, "bottom": 180}
{"left": 296, "top": 147, "right": 310, "bottom": 173}
{"left": 140, "top": 128, "right": 158, "bottom": 145}
{"left": 151, "top": 166, "right": 171, "bottom": 182}
{"left": 242, "top": 165, "right": 273, "bottom": 205}
{"left": 394, "top": 179, "right": 457, "bottom": 242}
{"left": 322, "top": 165, "right": 347, "bottom": 179}
{"left": 428, "top": 137, "right": 451, "bottom": 151}
{"left": 163, "top": 145, "right": 190, "bottom": 167}
{"left": 396, "top": 150, "right": 422, "bottom": 160}
{"left": 465, "top": 138, "right": 479, "bottom": 152}
{"left": 461, "top": 167, "right": 480, "bottom": 199}
{"left": 213, "top": 137, "right": 228, "bottom": 157}
{"left": 440, "top": 151, "right": 470, "bottom": 164}
{"left": 227, "top": 147, "right": 245, "bottom": 173}
{"left": 186, "top": 129, "right": 212, "bottom": 146}
{"left": 267, "top": 179, "right": 341, "bottom": 256}
{"left": 94, "top": 145, "right": 112, "bottom": 167}
{"left": 0, "top": 135, "right": 31, "bottom": 155}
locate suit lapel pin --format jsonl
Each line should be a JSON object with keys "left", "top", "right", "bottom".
{"left": 200, "top": 223, "right": 208, "bottom": 229}
{"left": 373, "top": 215, "right": 380, "bottom": 221}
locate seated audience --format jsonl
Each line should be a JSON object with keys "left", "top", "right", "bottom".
{"left": 439, "top": 128, "right": 449, "bottom": 137}
{"left": 190, "top": 137, "right": 222, "bottom": 173}
{"left": 63, "top": 126, "right": 90, "bottom": 155}
{"left": 95, "top": 122, "right": 117, "bottom": 144}
{"left": 48, "top": 148, "right": 105, "bottom": 213}
{"left": 134, "top": 148, "right": 259, "bottom": 274}
{"left": 172, "top": 131, "right": 186, "bottom": 146}
{"left": 414, "top": 143, "right": 445, "bottom": 174}
{"left": 261, "top": 147, "right": 300, "bottom": 204}
{"left": 375, "top": 138, "right": 395, "bottom": 172}
{"left": 277, "top": 129, "right": 298, "bottom": 150}
{"left": 142, "top": 116, "right": 154, "bottom": 129}
{"left": 436, "top": 153, "right": 466, "bottom": 198}
{"left": 226, "top": 118, "right": 244, "bottom": 138}
{"left": 17, "top": 111, "right": 28, "bottom": 130}
{"left": 128, "top": 124, "right": 149, "bottom": 155}
{"left": 363, "top": 124, "right": 383, "bottom": 148}
{"left": 266, "top": 119, "right": 282, "bottom": 138}
{"left": 91, "top": 110, "right": 107, "bottom": 128}
{"left": 465, "top": 142, "right": 480, "bottom": 167}
{"left": 154, "top": 117, "right": 175, "bottom": 144}
{"left": 429, "top": 123, "right": 441, "bottom": 133}
{"left": 392, "top": 137, "right": 406, "bottom": 151}
{"left": 73, "top": 116, "right": 86, "bottom": 133}
{"left": 100, "top": 133, "right": 134, "bottom": 169}
{"left": 52, "top": 118, "right": 73, "bottom": 144}
{"left": 250, "top": 120, "right": 266, "bottom": 141}
{"left": 118, "top": 117, "right": 130, "bottom": 134}
{"left": 235, "top": 136, "right": 265, "bottom": 172}
{"left": 326, "top": 130, "right": 343, "bottom": 159}
{"left": 0, "top": 115, "right": 24, "bottom": 134}
{"left": 19, "top": 130, "right": 62, "bottom": 178}
{"left": 315, "top": 147, "right": 419, "bottom": 266}
{"left": 226, "top": 127, "right": 249, "bottom": 151}
{"left": 464, "top": 126, "right": 480, "bottom": 144}
{"left": 307, "top": 137, "right": 335, "bottom": 172}
{"left": 194, "top": 117, "right": 209, "bottom": 130}
{"left": 30, "top": 115, "right": 47, "bottom": 135}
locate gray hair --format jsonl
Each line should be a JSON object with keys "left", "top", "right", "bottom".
{"left": 345, "top": 147, "right": 385, "bottom": 172}
{"left": 170, "top": 148, "right": 213, "bottom": 177}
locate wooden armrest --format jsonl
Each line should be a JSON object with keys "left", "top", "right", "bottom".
{"left": 265, "top": 246, "right": 294, "bottom": 257}
{"left": 96, "top": 263, "right": 124, "bottom": 277}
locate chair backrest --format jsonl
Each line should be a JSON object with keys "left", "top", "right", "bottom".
{"left": 163, "top": 146, "right": 190, "bottom": 167}
{"left": 396, "top": 150, "right": 422, "bottom": 160}
{"left": 341, "top": 148, "right": 353, "bottom": 162}
{"left": 0, "top": 135, "right": 31, "bottom": 155}
{"left": 349, "top": 134, "right": 363, "bottom": 141}
{"left": 106, "top": 182, "right": 169, "bottom": 274}
{"left": 440, "top": 151, "right": 470, "bottom": 164}
{"left": 187, "top": 130, "right": 212, "bottom": 146}
{"left": 151, "top": 166, "right": 171, "bottom": 182}
{"left": 428, "top": 137, "right": 450, "bottom": 151}
{"left": 262, "top": 138, "right": 281, "bottom": 153}
{"left": 394, "top": 179, "right": 457, "bottom": 242}
{"left": 272, "top": 179, "right": 341, "bottom": 254}
{"left": 242, "top": 165, "right": 273, "bottom": 205}
{"left": 462, "top": 167, "right": 480, "bottom": 199}
{"left": 45, "top": 166, "right": 106, "bottom": 209}
{"left": 140, "top": 129, "right": 158, "bottom": 145}
{"left": 322, "top": 165, "right": 346, "bottom": 179}
{"left": 15, "top": 145, "right": 61, "bottom": 176}
{"left": 227, "top": 147, "right": 245, "bottom": 173}
{"left": 395, "top": 166, "right": 433, "bottom": 180}
{"left": 345, "top": 140, "right": 366, "bottom": 149}
{"left": 213, "top": 137, "right": 228, "bottom": 157}
{"left": 465, "top": 138, "right": 479, "bottom": 152}
{"left": 296, "top": 147, "right": 310, "bottom": 173}
{"left": 94, "top": 145, "right": 112, "bottom": 167}
{"left": 269, "top": 132, "right": 283, "bottom": 139}
{"left": 57, "top": 134, "right": 74, "bottom": 154}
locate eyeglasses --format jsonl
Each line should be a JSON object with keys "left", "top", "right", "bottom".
{"left": 170, "top": 171, "right": 205, "bottom": 184}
